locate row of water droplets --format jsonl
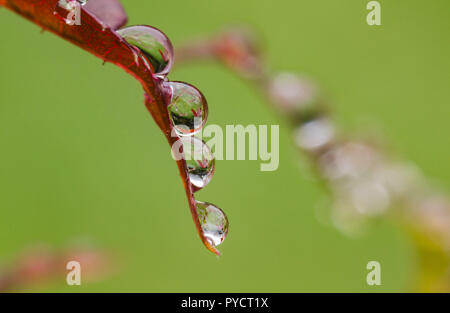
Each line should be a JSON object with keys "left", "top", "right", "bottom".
{"left": 267, "top": 72, "right": 435, "bottom": 234}
{"left": 209, "top": 28, "right": 449, "bottom": 249}
{"left": 206, "top": 29, "right": 415, "bottom": 234}
{"left": 116, "top": 25, "right": 229, "bottom": 248}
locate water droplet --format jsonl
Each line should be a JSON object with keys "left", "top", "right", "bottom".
{"left": 268, "top": 73, "right": 320, "bottom": 116}
{"left": 166, "top": 81, "right": 208, "bottom": 136}
{"left": 117, "top": 25, "right": 174, "bottom": 77}
{"left": 293, "top": 117, "right": 334, "bottom": 151}
{"left": 373, "top": 162, "right": 421, "bottom": 196}
{"left": 350, "top": 180, "right": 390, "bottom": 216}
{"left": 196, "top": 201, "right": 229, "bottom": 247}
{"left": 319, "top": 142, "right": 379, "bottom": 181}
{"left": 180, "top": 137, "right": 215, "bottom": 189}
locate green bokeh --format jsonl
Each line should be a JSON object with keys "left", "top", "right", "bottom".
{"left": 0, "top": 0, "right": 449, "bottom": 292}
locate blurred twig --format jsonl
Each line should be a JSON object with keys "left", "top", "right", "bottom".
{"left": 0, "top": 243, "right": 112, "bottom": 292}
{"left": 176, "top": 27, "right": 450, "bottom": 292}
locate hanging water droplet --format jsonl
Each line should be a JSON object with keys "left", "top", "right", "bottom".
{"left": 117, "top": 25, "right": 174, "bottom": 77}
{"left": 268, "top": 73, "right": 321, "bottom": 118}
{"left": 196, "top": 201, "right": 229, "bottom": 247}
{"left": 350, "top": 180, "right": 390, "bottom": 216}
{"left": 293, "top": 117, "right": 334, "bottom": 151}
{"left": 166, "top": 81, "right": 208, "bottom": 136}
{"left": 180, "top": 137, "right": 215, "bottom": 189}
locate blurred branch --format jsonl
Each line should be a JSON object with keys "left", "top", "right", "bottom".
{"left": 176, "top": 27, "right": 450, "bottom": 292}
{"left": 0, "top": 244, "right": 112, "bottom": 292}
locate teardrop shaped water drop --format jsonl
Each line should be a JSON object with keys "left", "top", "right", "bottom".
{"left": 180, "top": 137, "right": 215, "bottom": 189}
{"left": 166, "top": 81, "right": 208, "bottom": 136}
{"left": 117, "top": 25, "right": 174, "bottom": 77}
{"left": 196, "top": 201, "right": 229, "bottom": 247}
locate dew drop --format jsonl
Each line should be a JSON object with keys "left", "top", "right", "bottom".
{"left": 180, "top": 137, "right": 215, "bottom": 189}
{"left": 117, "top": 25, "right": 174, "bottom": 77}
{"left": 268, "top": 73, "right": 320, "bottom": 116}
{"left": 166, "top": 81, "right": 208, "bottom": 136}
{"left": 350, "top": 180, "right": 390, "bottom": 216}
{"left": 293, "top": 117, "right": 334, "bottom": 151}
{"left": 196, "top": 201, "right": 229, "bottom": 247}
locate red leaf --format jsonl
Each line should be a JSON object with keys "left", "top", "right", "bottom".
{"left": 84, "top": 0, "right": 127, "bottom": 30}
{"left": 1, "top": 0, "right": 219, "bottom": 255}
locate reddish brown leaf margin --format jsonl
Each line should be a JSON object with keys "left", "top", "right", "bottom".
{"left": 0, "top": 0, "right": 219, "bottom": 255}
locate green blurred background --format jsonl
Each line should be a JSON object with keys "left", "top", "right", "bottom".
{"left": 0, "top": 0, "right": 449, "bottom": 292}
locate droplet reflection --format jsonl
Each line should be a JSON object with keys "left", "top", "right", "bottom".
{"left": 180, "top": 137, "right": 215, "bottom": 189}
{"left": 196, "top": 201, "right": 229, "bottom": 247}
{"left": 166, "top": 81, "right": 208, "bottom": 136}
{"left": 117, "top": 25, "right": 174, "bottom": 77}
